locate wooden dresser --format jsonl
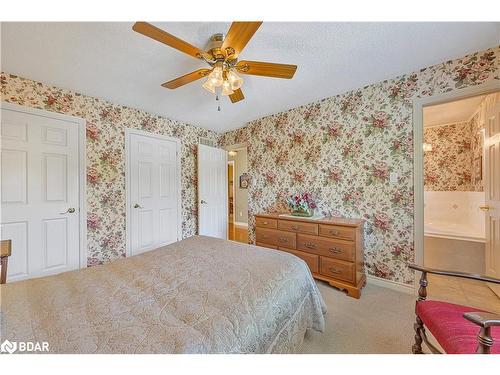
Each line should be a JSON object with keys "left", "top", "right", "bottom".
{"left": 255, "top": 213, "right": 366, "bottom": 298}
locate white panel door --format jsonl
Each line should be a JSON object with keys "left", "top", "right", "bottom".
{"left": 1, "top": 107, "right": 81, "bottom": 282}
{"left": 485, "top": 96, "right": 500, "bottom": 297}
{"left": 198, "top": 144, "right": 228, "bottom": 239}
{"left": 129, "top": 131, "right": 180, "bottom": 256}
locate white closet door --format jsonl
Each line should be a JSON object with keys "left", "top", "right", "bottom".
{"left": 198, "top": 144, "right": 228, "bottom": 239}
{"left": 485, "top": 98, "right": 500, "bottom": 297}
{"left": 1, "top": 107, "right": 81, "bottom": 282}
{"left": 128, "top": 131, "right": 180, "bottom": 256}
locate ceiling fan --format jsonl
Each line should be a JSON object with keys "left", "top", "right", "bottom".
{"left": 132, "top": 22, "right": 297, "bottom": 109}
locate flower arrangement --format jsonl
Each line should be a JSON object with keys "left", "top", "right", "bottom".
{"left": 287, "top": 192, "right": 317, "bottom": 217}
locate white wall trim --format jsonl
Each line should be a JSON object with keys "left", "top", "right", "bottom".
{"left": 1, "top": 101, "right": 88, "bottom": 269}
{"left": 124, "top": 128, "right": 182, "bottom": 257}
{"left": 233, "top": 221, "right": 248, "bottom": 228}
{"left": 366, "top": 275, "right": 414, "bottom": 295}
{"left": 228, "top": 160, "right": 235, "bottom": 225}
{"left": 412, "top": 82, "right": 499, "bottom": 292}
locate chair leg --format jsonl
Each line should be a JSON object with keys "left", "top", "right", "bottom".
{"left": 412, "top": 315, "right": 425, "bottom": 354}
{"left": 476, "top": 327, "right": 493, "bottom": 354}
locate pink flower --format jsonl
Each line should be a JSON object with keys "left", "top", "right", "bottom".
{"left": 87, "top": 167, "right": 100, "bottom": 184}
{"left": 374, "top": 212, "right": 390, "bottom": 231}
{"left": 86, "top": 122, "right": 99, "bottom": 141}
{"left": 87, "top": 214, "right": 100, "bottom": 230}
{"left": 265, "top": 136, "right": 276, "bottom": 149}
{"left": 392, "top": 245, "right": 403, "bottom": 257}
{"left": 327, "top": 123, "right": 341, "bottom": 138}
{"left": 372, "top": 111, "right": 388, "bottom": 129}
{"left": 372, "top": 162, "right": 389, "bottom": 179}
{"left": 291, "top": 130, "right": 305, "bottom": 144}
{"left": 327, "top": 167, "right": 342, "bottom": 182}
{"left": 292, "top": 170, "right": 305, "bottom": 183}
{"left": 265, "top": 172, "right": 276, "bottom": 184}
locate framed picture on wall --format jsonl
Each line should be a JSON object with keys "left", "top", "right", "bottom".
{"left": 239, "top": 173, "right": 250, "bottom": 189}
{"left": 473, "top": 155, "right": 482, "bottom": 184}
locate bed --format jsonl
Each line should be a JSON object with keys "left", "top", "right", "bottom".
{"left": 0, "top": 236, "right": 326, "bottom": 353}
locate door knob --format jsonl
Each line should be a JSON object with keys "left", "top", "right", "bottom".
{"left": 200, "top": 200, "right": 207, "bottom": 204}
{"left": 479, "top": 205, "right": 491, "bottom": 211}
{"left": 60, "top": 207, "right": 76, "bottom": 214}
{"left": 133, "top": 203, "right": 143, "bottom": 209}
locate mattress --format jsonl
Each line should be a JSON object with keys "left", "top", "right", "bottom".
{"left": 0, "top": 235, "right": 326, "bottom": 353}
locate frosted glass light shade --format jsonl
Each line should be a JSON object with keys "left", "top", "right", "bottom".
{"left": 227, "top": 70, "right": 243, "bottom": 90}
{"left": 221, "top": 80, "right": 234, "bottom": 96}
{"left": 202, "top": 79, "right": 216, "bottom": 94}
{"left": 209, "top": 66, "right": 224, "bottom": 87}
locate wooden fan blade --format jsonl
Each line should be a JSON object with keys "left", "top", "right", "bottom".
{"left": 221, "top": 22, "right": 262, "bottom": 59}
{"left": 161, "top": 69, "right": 212, "bottom": 89}
{"left": 236, "top": 60, "right": 297, "bottom": 79}
{"left": 133, "top": 22, "right": 209, "bottom": 60}
{"left": 229, "top": 88, "right": 244, "bottom": 103}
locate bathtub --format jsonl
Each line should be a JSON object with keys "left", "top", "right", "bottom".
{"left": 424, "top": 191, "right": 486, "bottom": 273}
{"left": 424, "top": 191, "right": 485, "bottom": 243}
{"left": 425, "top": 221, "right": 485, "bottom": 243}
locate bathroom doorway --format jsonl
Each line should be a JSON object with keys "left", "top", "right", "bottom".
{"left": 226, "top": 145, "right": 249, "bottom": 244}
{"left": 414, "top": 85, "right": 500, "bottom": 313}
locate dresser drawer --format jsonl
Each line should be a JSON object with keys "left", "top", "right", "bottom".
{"left": 279, "top": 247, "right": 319, "bottom": 274}
{"left": 255, "top": 227, "right": 296, "bottom": 248}
{"left": 278, "top": 220, "right": 318, "bottom": 235}
{"left": 320, "top": 257, "right": 355, "bottom": 283}
{"left": 319, "top": 224, "right": 356, "bottom": 241}
{"left": 297, "top": 234, "right": 355, "bottom": 262}
{"left": 255, "top": 216, "right": 278, "bottom": 229}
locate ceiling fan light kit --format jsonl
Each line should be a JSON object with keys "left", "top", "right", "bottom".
{"left": 132, "top": 21, "right": 297, "bottom": 110}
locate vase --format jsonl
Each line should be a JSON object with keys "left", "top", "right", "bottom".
{"left": 291, "top": 207, "right": 314, "bottom": 217}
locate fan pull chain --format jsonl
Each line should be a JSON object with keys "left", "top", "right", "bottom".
{"left": 216, "top": 87, "right": 221, "bottom": 112}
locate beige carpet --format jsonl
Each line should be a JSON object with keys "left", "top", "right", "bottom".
{"left": 300, "top": 281, "right": 417, "bottom": 353}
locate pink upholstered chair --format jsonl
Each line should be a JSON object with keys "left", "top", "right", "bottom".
{"left": 409, "top": 264, "right": 500, "bottom": 354}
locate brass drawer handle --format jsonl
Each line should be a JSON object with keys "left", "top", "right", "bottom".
{"left": 278, "top": 237, "right": 288, "bottom": 243}
{"left": 329, "top": 267, "right": 341, "bottom": 274}
{"left": 304, "top": 242, "right": 316, "bottom": 249}
{"left": 329, "top": 247, "right": 342, "bottom": 254}
{"left": 329, "top": 230, "right": 340, "bottom": 236}
{"left": 291, "top": 225, "right": 300, "bottom": 230}
{"left": 262, "top": 235, "right": 269, "bottom": 239}
{"left": 263, "top": 221, "right": 269, "bottom": 225}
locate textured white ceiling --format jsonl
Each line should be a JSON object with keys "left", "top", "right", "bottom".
{"left": 423, "top": 94, "right": 488, "bottom": 127}
{"left": 1, "top": 22, "right": 498, "bottom": 132}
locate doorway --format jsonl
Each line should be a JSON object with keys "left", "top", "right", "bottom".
{"left": 125, "top": 128, "right": 181, "bottom": 256}
{"left": 226, "top": 145, "right": 249, "bottom": 244}
{"left": 413, "top": 84, "right": 500, "bottom": 313}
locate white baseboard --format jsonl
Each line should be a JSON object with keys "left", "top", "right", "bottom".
{"left": 366, "top": 275, "right": 415, "bottom": 295}
{"left": 233, "top": 221, "right": 248, "bottom": 228}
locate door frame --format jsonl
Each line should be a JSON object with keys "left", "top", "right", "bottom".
{"left": 225, "top": 143, "right": 249, "bottom": 227}
{"left": 124, "top": 128, "right": 182, "bottom": 257}
{"left": 0, "top": 101, "right": 88, "bottom": 269}
{"left": 412, "top": 82, "right": 499, "bottom": 290}
{"left": 228, "top": 160, "right": 235, "bottom": 224}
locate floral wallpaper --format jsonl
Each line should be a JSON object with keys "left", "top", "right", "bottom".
{"left": 423, "top": 121, "right": 476, "bottom": 191}
{"left": 470, "top": 112, "right": 485, "bottom": 192}
{"left": 1, "top": 73, "right": 219, "bottom": 266}
{"left": 220, "top": 47, "right": 499, "bottom": 285}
